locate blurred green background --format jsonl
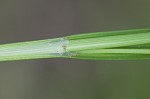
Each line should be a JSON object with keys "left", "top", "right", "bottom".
{"left": 0, "top": 0, "right": 150, "bottom": 99}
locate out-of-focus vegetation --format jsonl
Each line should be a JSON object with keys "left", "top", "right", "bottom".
{"left": 0, "top": 0, "right": 150, "bottom": 99}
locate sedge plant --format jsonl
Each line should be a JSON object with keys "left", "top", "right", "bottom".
{"left": 0, "top": 28, "right": 150, "bottom": 61}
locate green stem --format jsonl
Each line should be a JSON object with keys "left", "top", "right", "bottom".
{"left": 0, "top": 28, "right": 149, "bottom": 61}
{"left": 67, "top": 32, "right": 150, "bottom": 51}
